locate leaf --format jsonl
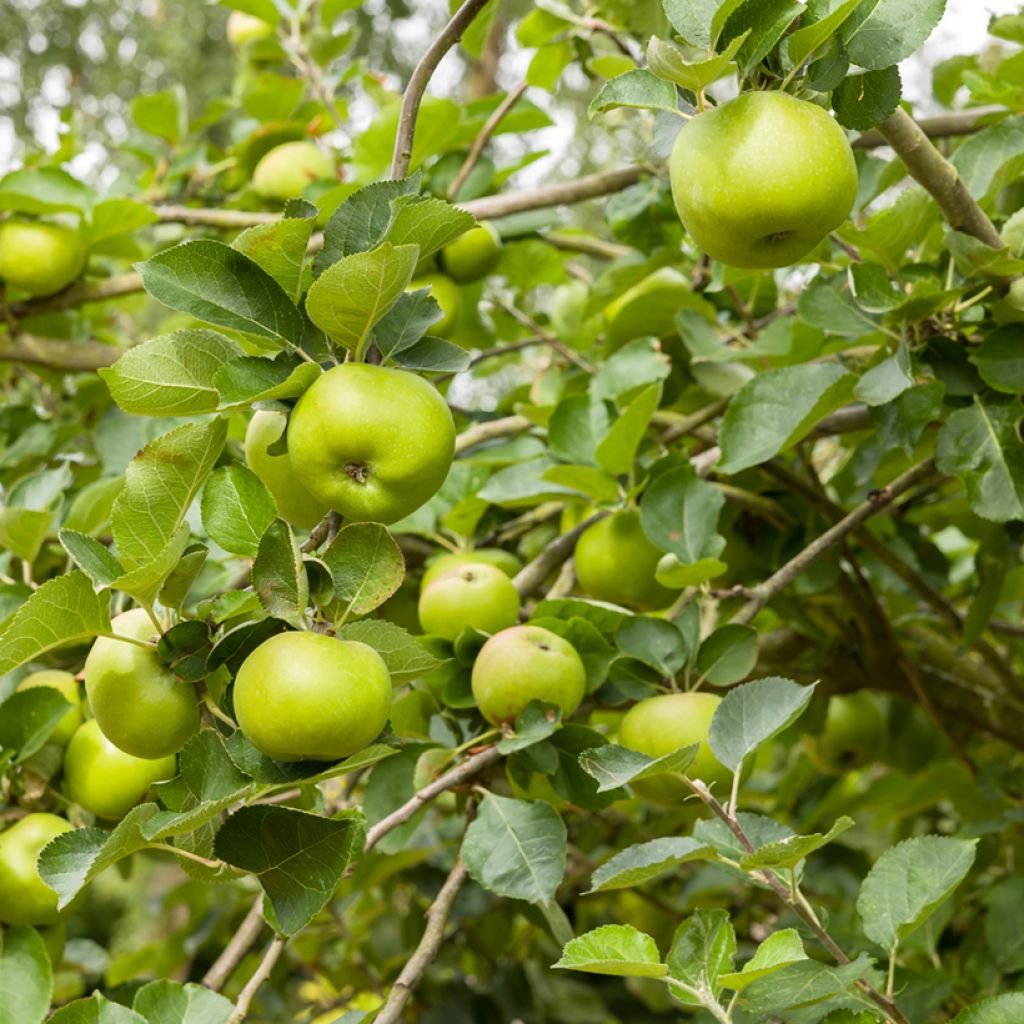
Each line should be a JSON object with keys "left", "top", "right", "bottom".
{"left": 305, "top": 242, "right": 419, "bottom": 358}
{"left": 719, "top": 0, "right": 806, "bottom": 71}
{"left": 215, "top": 358, "right": 322, "bottom": 409}
{"left": 230, "top": 217, "right": 313, "bottom": 301}
{"left": 709, "top": 677, "right": 815, "bottom": 772}
{"left": 857, "top": 835, "right": 978, "bottom": 950}
{"left": 588, "top": 70, "right": 679, "bottom": 119}
{"left": 787, "top": 0, "right": 864, "bottom": 68}
{"left": 578, "top": 741, "right": 698, "bottom": 793}
{"left": 588, "top": 837, "right": 714, "bottom": 892}
{"left": 0, "top": 572, "right": 111, "bottom": 676}
{"left": 391, "top": 336, "right": 471, "bottom": 374}
{"left": 131, "top": 86, "right": 186, "bottom": 143}
{"left": 99, "top": 330, "right": 241, "bottom": 416}
{"left": 843, "top": 0, "right": 946, "bottom": 70}
{"left": 384, "top": 195, "right": 476, "bottom": 259}
{"left": 201, "top": 465, "right": 277, "bottom": 557}
{"left": 952, "top": 117, "right": 1024, "bottom": 201}
{"left": 214, "top": 805, "right": 365, "bottom": 936}
{"left": 131, "top": 981, "right": 234, "bottom": 1024}
{"left": 590, "top": 337, "right": 672, "bottom": 401}
{"left": 647, "top": 34, "right": 747, "bottom": 93}
{"left": 855, "top": 341, "right": 914, "bottom": 406}
{"left": 719, "top": 929, "right": 807, "bottom": 992}
{"left": 548, "top": 395, "right": 612, "bottom": 466}
{"left": 322, "top": 523, "right": 404, "bottom": 617}
{"left": 0, "top": 926, "right": 52, "bottom": 1024}
{"left": 667, "top": 908, "right": 735, "bottom": 1002}
{"left": 498, "top": 701, "right": 563, "bottom": 754}
{"left": 137, "top": 240, "right": 304, "bottom": 347}
{"left": 696, "top": 623, "right": 758, "bottom": 686}
{"left": 374, "top": 289, "right": 445, "bottom": 360}
{"left": 663, "top": 0, "right": 727, "bottom": 48}
{"left": 0, "top": 167, "right": 92, "bottom": 214}
{"left": 112, "top": 419, "right": 227, "bottom": 570}
{"left": 935, "top": 397, "right": 1024, "bottom": 522}
{"left": 543, "top": 465, "right": 620, "bottom": 503}
{"left": 0, "top": 688, "right": 72, "bottom": 762}
{"left": 833, "top": 66, "right": 902, "bottom": 131}
{"left": 740, "top": 954, "right": 876, "bottom": 1014}
{"left": 717, "top": 364, "right": 854, "bottom": 474}
{"left": 59, "top": 530, "right": 123, "bottom": 590}
{"left": 595, "top": 383, "right": 663, "bottom": 476}
{"left": 461, "top": 793, "right": 566, "bottom": 904}
{"left": 49, "top": 994, "right": 148, "bottom": 1024}
{"left": 337, "top": 619, "right": 442, "bottom": 683}
{"left": 970, "top": 325, "right": 1024, "bottom": 394}
{"left": 641, "top": 466, "right": 725, "bottom": 564}
{"left": 950, "top": 995, "right": 1024, "bottom": 1024}
{"left": 553, "top": 925, "right": 666, "bottom": 978}
{"left": 617, "top": 616, "right": 691, "bottom": 676}
{"left": 112, "top": 524, "right": 191, "bottom": 609}
{"left": 252, "top": 519, "right": 308, "bottom": 629}
{"left": 740, "top": 817, "right": 855, "bottom": 871}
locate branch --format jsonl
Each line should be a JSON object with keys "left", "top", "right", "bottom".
{"left": 227, "top": 934, "right": 285, "bottom": 1024}
{"left": 155, "top": 206, "right": 278, "bottom": 228}
{"left": 300, "top": 510, "right": 342, "bottom": 554}
{"left": 542, "top": 231, "right": 632, "bottom": 260}
{"left": 454, "top": 414, "right": 532, "bottom": 455}
{"left": 0, "top": 333, "right": 119, "bottom": 370}
{"left": 11, "top": 273, "right": 145, "bottom": 319}
{"left": 512, "top": 511, "right": 609, "bottom": 599}
{"left": 203, "top": 896, "right": 266, "bottom": 991}
{"left": 449, "top": 82, "right": 529, "bottom": 201}
{"left": 876, "top": 107, "right": 1003, "bottom": 250}
{"left": 373, "top": 858, "right": 468, "bottom": 1024}
{"left": 391, "top": 0, "right": 495, "bottom": 180}
{"left": 853, "top": 105, "right": 1005, "bottom": 150}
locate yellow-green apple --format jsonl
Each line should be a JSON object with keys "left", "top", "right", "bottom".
{"left": 421, "top": 548, "right": 523, "bottom": 590}
{"left": 16, "top": 669, "right": 83, "bottom": 746}
{"left": 0, "top": 813, "right": 72, "bottom": 925}
{"left": 0, "top": 220, "right": 86, "bottom": 297}
{"left": 440, "top": 223, "right": 502, "bottom": 283}
{"left": 418, "top": 562, "right": 521, "bottom": 640}
{"left": 407, "top": 273, "right": 461, "bottom": 337}
{"left": 252, "top": 141, "right": 334, "bottom": 200}
{"left": 806, "top": 693, "right": 885, "bottom": 773}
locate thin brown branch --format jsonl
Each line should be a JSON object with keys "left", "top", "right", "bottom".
{"left": 454, "top": 414, "right": 532, "bottom": 455}
{"left": 449, "top": 82, "right": 529, "bottom": 201}
{"left": 512, "top": 511, "right": 609, "bottom": 598}
{"left": 227, "top": 934, "right": 285, "bottom": 1024}
{"left": 203, "top": 896, "right": 266, "bottom": 991}
{"left": 11, "top": 273, "right": 145, "bottom": 318}
{"left": 156, "top": 206, "right": 278, "bottom": 228}
{"left": 300, "top": 511, "right": 342, "bottom": 554}
{"left": 391, "top": 0, "right": 495, "bottom": 179}
{"left": 853, "top": 105, "right": 1005, "bottom": 150}
{"left": 0, "top": 333, "right": 120, "bottom": 370}
{"left": 542, "top": 232, "right": 633, "bottom": 260}
{"left": 658, "top": 397, "right": 730, "bottom": 444}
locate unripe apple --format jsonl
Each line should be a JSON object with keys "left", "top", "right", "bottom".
{"left": 669, "top": 91, "right": 857, "bottom": 269}
{"left": 471, "top": 624, "right": 586, "bottom": 725}
{"left": 407, "top": 273, "right": 461, "bottom": 337}
{"left": 0, "top": 220, "right": 86, "bottom": 298}
{"left": 619, "top": 692, "right": 729, "bottom": 804}
{"left": 287, "top": 363, "right": 455, "bottom": 524}
{"left": 575, "top": 509, "right": 679, "bottom": 611}
{"left": 603, "top": 267, "right": 693, "bottom": 351}
{"left": 84, "top": 608, "right": 199, "bottom": 758}
{"left": 805, "top": 693, "right": 886, "bottom": 773}
{"left": 17, "top": 669, "right": 83, "bottom": 746}
{"left": 245, "top": 410, "right": 330, "bottom": 530}
{"left": 0, "top": 813, "right": 72, "bottom": 925}
{"left": 233, "top": 631, "right": 392, "bottom": 762}
{"left": 226, "top": 9, "right": 274, "bottom": 47}
{"left": 64, "top": 720, "right": 177, "bottom": 820}
{"left": 252, "top": 141, "right": 334, "bottom": 201}
{"left": 420, "top": 548, "right": 523, "bottom": 590}
{"left": 418, "top": 562, "right": 521, "bottom": 640}
{"left": 440, "top": 223, "right": 502, "bottom": 283}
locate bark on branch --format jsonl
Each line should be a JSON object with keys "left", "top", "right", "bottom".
{"left": 0, "top": 333, "right": 119, "bottom": 371}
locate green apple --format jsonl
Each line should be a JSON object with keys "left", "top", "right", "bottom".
{"left": 806, "top": 693, "right": 886, "bottom": 773}
{"left": 287, "top": 363, "right": 455, "bottom": 524}
{"left": 227, "top": 9, "right": 274, "bottom": 46}
{"left": 619, "top": 692, "right": 729, "bottom": 804}
{"left": 233, "top": 631, "right": 392, "bottom": 761}
{"left": 252, "top": 141, "right": 334, "bottom": 201}
{"left": 245, "top": 410, "right": 330, "bottom": 530}
{"left": 17, "top": 669, "right": 83, "bottom": 746}
{"left": 440, "top": 223, "right": 502, "bottom": 283}
{"left": 84, "top": 608, "right": 199, "bottom": 758}
{"left": 669, "top": 91, "right": 857, "bottom": 269}
{"left": 575, "top": 509, "right": 679, "bottom": 611}
{"left": 418, "top": 562, "right": 521, "bottom": 640}
{"left": 64, "top": 719, "right": 177, "bottom": 820}
{"left": 0, "top": 813, "right": 72, "bottom": 925}
{"left": 421, "top": 548, "right": 523, "bottom": 590}
{"left": 604, "top": 267, "right": 696, "bottom": 350}
{"left": 407, "top": 273, "right": 461, "bottom": 337}
{"left": 471, "top": 625, "right": 586, "bottom": 725}
{"left": 0, "top": 220, "right": 86, "bottom": 298}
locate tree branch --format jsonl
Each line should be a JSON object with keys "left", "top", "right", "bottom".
{"left": 512, "top": 511, "right": 609, "bottom": 599}
{"left": 454, "top": 414, "right": 532, "bottom": 455}
{"left": 203, "top": 895, "right": 266, "bottom": 991}
{"left": 11, "top": 273, "right": 146, "bottom": 319}
{"left": 0, "top": 333, "right": 119, "bottom": 370}
{"left": 227, "top": 934, "right": 285, "bottom": 1024}
{"left": 449, "top": 82, "right": 529, "bottom": 201}
{"left": 391, "top": 0, "right": 495, "bottom": 180}
{"left": 853, "top": 105, "right": 1004, "bottom": 150}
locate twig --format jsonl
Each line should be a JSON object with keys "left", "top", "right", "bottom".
{"left": 0, "top": 333, "right": 120, "bottom": 370}
{"left": 300, "top": 511, "right": 342, "bottom": 554}
{"left": 542, "top": 232, "right": 632, "bottom": 260}
{"left": 494, "top": 300, "right": 594, "bottom": 372}
{"left": 512, "top": 511, "right": 609, "bottom": 598}
{"left": 391, "top": 0, "right": 495, "bottom": 179}
{"left": 227, "top": 934, "right": 285, "bottom": 1024}
{"left": 454, "top": 414, "right": 532, "bottom": 455}
{"left": 10, "top": 273, "right": 147, "bottom": 319}
{"left": 203, "top": 896, "right": 266, "bottom": 991}
{"left": 658, "top": 397, "right": 729, "bottom": 444}
{"left": 449, "top": 82, "right": 528, "bottom": 201}
{"left": 853, "top": 105, "right": 1005, "bottom": 150}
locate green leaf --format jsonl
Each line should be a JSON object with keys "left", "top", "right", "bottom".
{"left": 137, "top": 240, "right": 304, "bottom": 347}
{"left": 641, "top": 466, "right": 726, "bottom": 564}
{"left": 230, "top": 216, "right": 313, "bottom": 302}
{"left": 0, "top": 926, "right": 52, "bottom": 1024}
{"left": 214, "top": 805, "right": 366, "bottom": 936}
{"left": 131, "top": 980, "right": 234, "bottom": 1024}
{"left": 252, "top": 519, "right": 308, "bottom": 629}
{"left": 833, "top": 66, "right": 902, "bottom": 131}
{"left": 64, "top": 478, "right": 124, "bottom": 536}
{"left": 663, "top": 0, "right": 727, "bottom": 48}
{"left": 461, "top": 793, "right": 566, "bottom": 904}
{"left": 588, "top": 837, "right": 714, "bottom": 892}
{"left": 86, "top": 197, "right": 158, "bottom": 247}
{"left": 553, "top": 925, "right": 666, "bottom": 978}
{"left": 374, "top": 289, "right": 446, "bottom": 360}
{"left": 215, "top": 357, "right": 322, "bottom": 409}
{"left": 337, "top": 619, "right": 442, "bottom": 683}
{"left": 322, "top": 523, "right": 404, "bottom": 618}
{"left": 588, "top": 70, "right": 679, "bottom": 119}
{"left": 578, "top": 741, "right": 698, "bottom": 793}
{"left": 655, "top": 554, "right": 727, "bottom": 588}
{"left": 717, "top": 363, "right": 854, "bottom": 474}
{"left": 719, "top": 929, "right": 807, "bottom": 991}
{"left": 590, "top": 337, "right": 672, "bottom": 402}
{"left": 857, "top": 835, "right": 978, "bottom": 950}
{"left": 305, "top": 242, "right": 419, "bottom": 358}
{"left": 201, "top": 465, "right": 277, "bottom": 557}
{"left": 667, "top": 908, "right": 736, "bottom": 1002}
{"left": 112, "top": 523, "right": 191, "bottom": 609}
{"left": 741, "top": 954, "right": 876, "bottom": 1014}
{"left": 595, "top": 383, "right": 663, "bottom": 476}
{"left": 647, "top": 34, "right": 747, "bottom": 93}
{"left": 0, "top": 688, "right": 73, "bottom": 762}
{"left": 970, "top": 326, "right": 1024, "bottom": 394}
{"left": 787, "top": 0, "right": 865, "bottom": 68}
{"left": 542, "top": 465, "right": 620, "bottom": 503}
{"left": 549, "top": 395, "right": 612, "bottom": 466}
{"left": 391, "top": 335, "right": 471, "bottom": 373}
{"left": 0, "top": 572, "right": 111, "bottom": 676}
{"left": 950, "top": 995, "right": 1024, "bottom": 1024}
{"left": 739, "top": 816, "right": 855, "bottom": 871}
{"left": 384, "top": 195, "right": 476, "bottom": 259}
{"left": 719, "top": 0, "right": 806, "bottom": 72}
{"left": 709, "top": 677, "right": 815, "bottom": 772}
{"left": 696, "top": 622, "right": 759, "bottom": 686}
{"left": 59, "top": 530, "right": 124, "bottom": 589}
{"left": 843, "top": 0, "right": 946, "bottom": 70}
{"left": 131, "top": 86, "right": 186, "bottom": 143}
{"left": 617, "top": 616, "right": 691, "bottom": 676}
{"left": 0, "top": 167, "right": 92, "bottom": 214}
{"left": 855, "top": 341, "right": 913, "bottom": 406}
{"left": 0, "top": 509, "right": 52, "bottom": 564}
{"left": 49, "top": 994, "right": 148, "bottom": 1024}
{"left": 952, "top": 117, "right": 1024, "bottom": 201}
{"left": 99, "top": 330, "right": 241, "bottom": 416}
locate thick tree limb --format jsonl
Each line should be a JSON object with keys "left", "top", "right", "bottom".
{"left": 0, "top": 333, "right": 119, "bottom": 370}
{"left": 449, "top": 82, "right": 529, "bottom": 201}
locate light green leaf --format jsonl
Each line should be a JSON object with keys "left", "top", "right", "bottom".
{"left": 588, "top": 837, "right": 714, "bottom": 892}
{"left": 131, "top": 980, "right": 234, "bottom": 1024}
{"left": 322, "top": 523, "right": 404, "bottom": 618}
{"left": 595, "top": 383, "right": 663, "bottom": 476}
{"left": 215, "top": 357, "right": 321, "bottom": 409}
{"left": 641, "top": 466, "right": 725, "bottom": 564}
{"left": 0, "top": 688, "right": 73, "bottom": 762}
{"left": 0, "top": 926, "right": 52, "bottom": 1024}
{"left": 112, "top": 523, "right": 191, "bottom": 609}
{"left": 588, "top": 70, "right": 679, "bottom": 119}
{"left": 59, "top": 530, "right": 124, "bottom": 590}
{"left": 843, "top": 0, "right": 946, "bottom": 70}
{"left": 950, "top": 995, "right": 1024, "bottom": 1024}
{"left": 662, "top": 0, "right": 727, "bottom": 48}
{"left": 788, "top": 0, "right": 865, "bottom": 68}
{"left": 230, "top": 217, "right": 313, "bottom": 302}
{"left": 741, "top": 954, "right": 877, "bottom": 1014}
{"left": 667, "top": 908, "right": 736, "bottom": 1002}
{"left": 970, "top": 325, "right": 1024, "bottom": 394}
{"left": 201, "top": 465, "right": 277, "bottom": 557}
{"left": 252, "top": 519, "right": 308, "bottom": 629}
{"left": 384, "top": 196, "right": 476, "bottom": 259}
{"left": 49, "top": 994, "right": 147, "bottom": 1024}
{"left": 337, "top": 619, "right": 443, "bottom": 683}
{"left": 855, "top": 341, "right": 913, "bottom": 406}
{"left": 131, "top": 86, "right": 186, "bottom": 143}
{"left": 578, "top": 741, "right": 698, "bottom": 793}
{"left": 719, "top": 929, "right": 807, "bottom": 992}
{"left": 647, "top": 34, "right": 746, "bottom": 93}
{"left": 553, "top": 925, "right": 666, "bottom": 978}
{"left": 740, "top": 816, "right": 855, "bottom": 872}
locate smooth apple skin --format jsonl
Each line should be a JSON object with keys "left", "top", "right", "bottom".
{"left": 0, "top": 220, "right": 86, "bottom": 298}
{"left": 575, "top": 509, "right": 679, "bottom": 611}
{"left": 0, "top": 813, "right": 73, "bottom": 926}
{"left": 421, "top": 548, "right": 523, "bottom": 590}
{"left": 407, "top": 273, "right": 461, "bottom": 337}
{"left": 619, "top": 692, "right": 729, "bottom": 804}
{"left": 17, "top": 669, "right": 83, "bottom": 746}
{"left": 245, "top": 410, "right": 330, "bottom": 530}
{"left": 252, "top": 141, "right": 334, "bottom": 200}
{"left": 64, "top": 719, "right": 177, "bottom": 820}
{"left": 669, "top": 91, "right": 857, "bottom": 269}
{"left": 287, "top": 363, "right": 455, "bottom": 525}
{"left": 418, "top": 562, "right": 521, "bottom": 641}
{"left": 233, "top": 631, "right": 392, "bottom": 762}
{"left": 440, "top": 223, "right": 502, "bottom": 283}
{"left": 84, "top": 608, "right": 199, "bottom": 758}
{"left": 471, "top": 625, "right": 587, "bottom": 725}
{"left": 806, "top": 693, "right": 885, "bottom": 773}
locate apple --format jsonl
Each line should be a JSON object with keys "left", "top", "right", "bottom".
{"left": 619, "top": 692, "right": 730, "bottom": 804}
{"left": 806, "top": 693, "right": 885, "bottom": 773}
{"left": 226, "top": 9, "right": 274, "bottom": 47}
{"left": 669, "top": 91, "right": 858, "bottom": 269}
{"left": 0, "top": 220, "right": 86, "bottom": 298}
{"left": 245, "top": 409, "right": 330, "bottom": 530}
{"left": 17, "top": 669, "right": 83, "bottom": 746}
{"left": 64, "top": 719, "right": 177, "bottom": 820}
{"left": 407, "top": 273, "right": 461, "bottom": 337}
{"left": 287, "top": 363, "right": 455, "bottom": 524}
{"left": 603, "top": 267, "right": 696, "bottom": 350}
{"left": 440, "top": 223, "right": 502, "bottom": 283}
{"left": 0, "top": 813, "right": 73, "bottom": 925}
{"left": 233, "top": 631, "right": 392, "bottom": 761}
{"left": 252, "top": 141, "right": 334, "bottom": 201}
{"left": 418, "top": 562, "right": 521, "bottom": 641}
{"left": 471, "top": 624, "right": 586, "bottom": 725}
{"left": 421, "top": 548, "right": 522, "bottom": 590}
{"left": 575, "top": 509, "right": 679, "bottom": 611}
{"left": 84, "top": 607, "right": 199, "bottom": 758}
